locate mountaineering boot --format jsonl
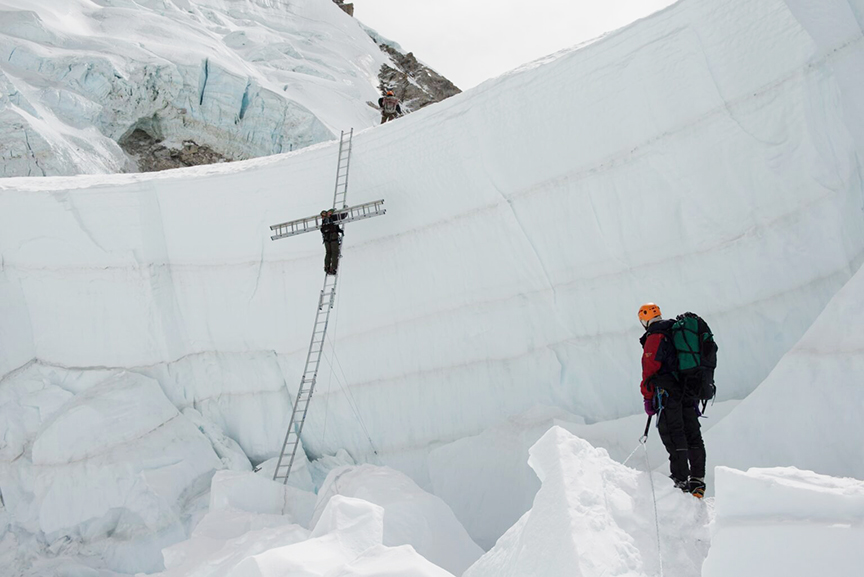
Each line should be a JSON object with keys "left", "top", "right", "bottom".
{"left": 671, "top": 476, "right": 688, "bottom": 492}
{"left": 688, "top": 477, "right": 706, "bottom": 499}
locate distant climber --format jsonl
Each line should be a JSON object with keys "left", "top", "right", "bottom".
{"left": 638, "top": 303, "right": 717, "bottom": 498}
{"left": 378, "top": 90, "right": 402, "bottom": 124}
{"left": 320, "top": 209, "right": 344, "bottom": 274}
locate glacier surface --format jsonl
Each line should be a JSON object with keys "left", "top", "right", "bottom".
{"left": 2, "top": 0, "right": 864, "bottom": 574}
{"left": 0, "top": 0, "right": 394, "bottom": 176}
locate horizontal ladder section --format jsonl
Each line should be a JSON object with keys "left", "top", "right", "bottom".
{"left": 270, "top": 199, "right": 386, "bottom": 240}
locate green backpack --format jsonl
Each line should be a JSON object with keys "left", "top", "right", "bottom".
{"left": 670, "top": 312, "right": 718, "bottom": 405}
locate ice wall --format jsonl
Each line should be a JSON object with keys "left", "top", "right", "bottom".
{"left": 705, "top": 263, "right": 864, "bottom": 485}
{"left": 703, "top": 466, "right": 864, "bottom": 577}
{"left": 1, "top": 0, "right": 864, "bottom": 529}
{"left": 0, "top": 367, "right": 227, "bottom": 573}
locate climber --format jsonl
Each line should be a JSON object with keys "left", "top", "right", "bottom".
{"left": 638, "top": 303, "right": 708, "bottom": 498}
{"left": 378, "top": 90, "right": 402, "bottom": 124}
{"left": 320, "top": 209, "right": 344, "bottom": 275}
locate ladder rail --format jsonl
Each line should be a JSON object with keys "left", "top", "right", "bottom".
{"left": 270, "top": 199, "right": 385, "bottom": 240}
{"left": 270, "top": 126, "right": 387, "bottom": 484}
{"left": 273, "top": 273, "right": 339, "bottom": 483}
{"left": 332, "top": 129, "right": 353, "bottom": 209}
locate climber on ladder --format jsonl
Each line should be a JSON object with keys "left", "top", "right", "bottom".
{"left": 268, "top": 129, "right": 386, "bottom": 484}
{"left": 320, "top": 209, "right": 345, "bottom": 275}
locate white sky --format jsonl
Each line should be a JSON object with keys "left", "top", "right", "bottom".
{"left": 354, "top": 0, "right": 678, "bottom": 89}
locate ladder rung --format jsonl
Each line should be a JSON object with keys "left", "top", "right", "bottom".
{"left": 275, "top": 129, "right": 355, "bottom": 485}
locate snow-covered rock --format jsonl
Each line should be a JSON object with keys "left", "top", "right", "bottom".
{"left": 313, "top": 465, "right": 482, "bottom": 575}
{"left": 703, "top": 466, "right": 864, "bottom": 577}
{"left": 464, "top": 426, "right": 709, "bottom": 577}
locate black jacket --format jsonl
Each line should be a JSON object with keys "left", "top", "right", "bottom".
{"left": 321, "top": 213, "right": 344, "bottom": 242}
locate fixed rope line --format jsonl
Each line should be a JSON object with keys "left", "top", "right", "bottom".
{"left": 268, "top": 128, "right": 386, "bottom": 484}
{"left": 319, "top": 271, "right": 344, "bottom": 445}
{"left": 621, "top": 441, "right": 643, "bottom": 467}
{"left": 641, "top": 433, "right": 665, "bottom": 577}
{"left": 317, "top": 271, "right": 380, "bottom": 461}
{"left": 328, "top": 344, "right": 380, "bottom": 459}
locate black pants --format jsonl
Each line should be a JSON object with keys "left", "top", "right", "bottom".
{"left": 656, "top": 376, "right": 706, "bottom": 482}
{"left": 324, "top": 240, "right": 341, "bottom": 273}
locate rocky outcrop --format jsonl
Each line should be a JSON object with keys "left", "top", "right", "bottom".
{"left": 332, "top": 1, "right": 355, "bottom": 16}
{"left": 120, "top": 129, "right": 230, "bottom": 172}
{"left": 373, "top": 41, "right": 461, "bottom": 114}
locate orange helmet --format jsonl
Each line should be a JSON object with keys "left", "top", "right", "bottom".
{"left": 638, "top": 303, "right": 661, "bottom": 326}
{"left": 386, "top": 90, "right": 394, "bottom": 96}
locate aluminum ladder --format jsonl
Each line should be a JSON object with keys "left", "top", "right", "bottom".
{"left": 332, "top": 129, "right": 353, "bottom": 209}
{"left": 269, "top": 199, "right": 386, "bottom": 241}
{"left": 270, "top": 126, "right": 384, "bottom": 485}
{"left": 272, "top": 273, "right": 339, "bottom": 483}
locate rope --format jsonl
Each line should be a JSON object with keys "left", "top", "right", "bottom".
{"left": 315, "top": 267, "right": 381, "bottom": 462}
{"left": 320, "top": 275, "right": 341, "bottom": 444}
{"left": 328, "top": 344, "right": 381, "bottom": 461}
{"left": 621, "top": 441, "right": 643, "bottom": 467}
{"left": 641, "top": 436, "right": 665, "bottom": 577}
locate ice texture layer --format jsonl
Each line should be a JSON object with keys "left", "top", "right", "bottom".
{"left": 2, "top": 0, "right": 863, "bottom": 480}
{"left": 2, "top": 0, "right": 864, "bottom": 570}
{"left": 706, "top": 263, "right": 864, "bottom": 485}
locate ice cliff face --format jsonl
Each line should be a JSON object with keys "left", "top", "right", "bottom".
{"left": 0, "top": 0, "right": 458, "bottom": 177}
{"left": 2, "top": 0, "right": 864, "bottom": 573}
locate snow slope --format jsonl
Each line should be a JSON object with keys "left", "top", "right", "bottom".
{"left": 0, "top": 0, "right": 392, "bottom": 176}
{"left": 705, "top": 262, "right": 864, "bottom": 485}
{"left": 152, "top": 492, "right": 456, "bottom": 577}
{"left": 703, "top": 467, "right": 864, "bottom": 577}
{"left": 426, "top": 401, "right": 739, "bottom": 550}
{"left": 311, "top": 464, "right": 483, "bottom": 574}
{"left": 2, "top": 0, "right": 864, "bottom": 569}
{"left": 465, "top": 427, "right": 709, "bottom": 577}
